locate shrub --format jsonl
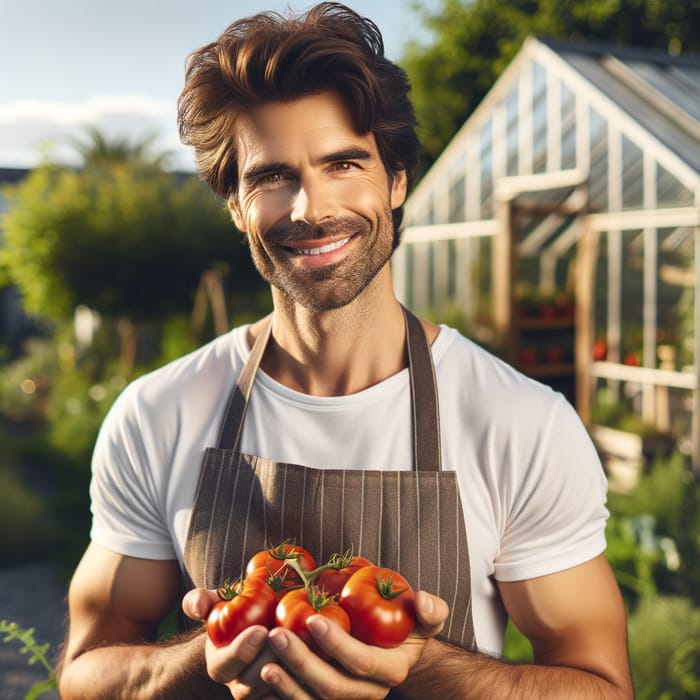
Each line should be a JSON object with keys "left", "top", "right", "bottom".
{"left": 627, "top": 595, "right": 700, "bottom": 699}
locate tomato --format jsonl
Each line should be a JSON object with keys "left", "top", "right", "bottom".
{"left": 316, "top": 556, "right": 373, "bottom": 597}
{"left": 592, "top": 339, "right": 607, "bottom": 361}
{"left": 206, "top": 575, "right": 277, "bottom": 647}
{"left": 275, "top": 586, "right": 350, "bottom": 655}
{"left": 244, "top": 564, "right": 297, "bottom": 601}
{"left": 246, "top": 542, "right": 317, "bottom": 592}
{"left": 339, "top": 566, "right": 416, "bottom": 647}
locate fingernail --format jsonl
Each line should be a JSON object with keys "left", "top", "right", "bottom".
{"left": 423, "top": 593, "right": 434, "bottom": 614}
{"left": 307, "top": 615, "right": 329, "bottom": 635}
{"left": 268, "top": 630, "right": 289, "bottom": 650}
{"left": 248, "top": 628, "right": 267, "bottom": 646}
{"left": 262, "top": 665, "right": 281, "bottom": 684}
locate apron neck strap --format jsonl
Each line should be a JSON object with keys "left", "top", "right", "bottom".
{"left": 216, "top": 307, "right": 441, "bottom": 471}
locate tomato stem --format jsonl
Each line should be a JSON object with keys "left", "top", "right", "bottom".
{"left": 283, "top": 552, "right": 354, "bottom": 591}
{"left": 376, "top": 571, "right": 407, "bottom": 600}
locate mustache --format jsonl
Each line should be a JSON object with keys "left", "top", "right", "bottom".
{"left": 265, "top": 216, "right": 369, "bottom": 245}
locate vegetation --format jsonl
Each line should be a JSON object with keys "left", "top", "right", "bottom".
{"left": 0, "top": 129, "right": 264, "bottom": 370}
{"left": 403, "top": 0, "right": 700, "bottom": 174}
{"left": 0, "top": 621, "right": 56, "bottom": 699}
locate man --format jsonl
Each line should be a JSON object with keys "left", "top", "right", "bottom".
{"left": 57, "top": 3, "right": 633, "bottom": 698}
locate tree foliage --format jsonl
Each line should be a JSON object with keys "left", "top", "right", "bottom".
{"left": 403, "top": 0, "right": 700, "bottom": 172}
{"left": 0, "top": 134, "right": 261, "bottom": 324}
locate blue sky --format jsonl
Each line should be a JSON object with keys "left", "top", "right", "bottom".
{"left": 0, "top": 0, "right": 437, "bottom": 171}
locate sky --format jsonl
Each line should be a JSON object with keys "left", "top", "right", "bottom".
{"left": 0, "top": 0, "right": 437, "bottom": 172}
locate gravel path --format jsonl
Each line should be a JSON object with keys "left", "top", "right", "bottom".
{"left": 0, "top": 561, "right": 67, "bottom": 700}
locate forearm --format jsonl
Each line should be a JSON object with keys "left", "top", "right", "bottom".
{"left": 57, "top": 628, "right": 229, "bottom": 700}
{"left": 394, "top": 639, "right": 632, "bottom": 700}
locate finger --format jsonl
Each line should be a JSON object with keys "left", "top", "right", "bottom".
{"left": 260, "top": 662, "right": 314, "bottom": 700}
{"left": 268, "top": 626, "right": 387, "bottom": 699}
{"left": 229, "top": 642, "right": 279, "bottom": 697}
{"left": 206, "top": 625, "right": 269, "bottom": 685}
{"left": 413, "top": 590, "right": 449, "bottom": 636}
{"left": 293, "top": 618, "right": 403, "bottom": 692}
{"left": 181, "top": 588, "right": 220, "bottom": 621}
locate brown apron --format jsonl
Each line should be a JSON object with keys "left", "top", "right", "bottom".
{"left": 184, "top": 308, "right": 475, "bottom": 652}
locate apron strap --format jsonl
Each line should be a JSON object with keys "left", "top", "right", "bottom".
{"left": 216, "top": 313, "right": 273, "bottom": 451}
{"left": 216, "top": 308, "right": 441, "bottom": 471}
{"left": 404, "top": 308, "right": 442, "bottom": 471}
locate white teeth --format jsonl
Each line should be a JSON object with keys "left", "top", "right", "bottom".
{"left": 293, "top": 237, "right": 351, "bottom": 255}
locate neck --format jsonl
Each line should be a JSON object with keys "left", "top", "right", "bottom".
{"left": 262, "top": 268, "right": 408, "bottom": 396}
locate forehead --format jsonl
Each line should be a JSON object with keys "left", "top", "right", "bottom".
{"left": 235, "top": 91, "right": 377, "bottom": 162}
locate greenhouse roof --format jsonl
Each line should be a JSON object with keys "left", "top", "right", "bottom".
{"left": 541, "top": 37, "right": 700, "bottom": 174}
{"left": 404, "top": 36, "right": 700, "bottom": 235}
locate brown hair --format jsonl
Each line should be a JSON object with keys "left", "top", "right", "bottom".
{"left": 177, "top": 2, "right": 418, "bottom": 232}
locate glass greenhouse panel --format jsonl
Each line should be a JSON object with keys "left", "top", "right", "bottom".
{"left": 560, "top": 82, "right": 577, "bottom": 170}
{"left": 620, "top": 229, "right": 645, "bottom": 364}
{"left": 622, "top": 136, "right": 644, "bottom": 210}
{"left": 506, "top": 85, "right": 519, "bottom": 176}
{"left": 589, "top": 108, "right": 609, "bottom": 212}
{"left": 656, "top": 163, "right": 695, "bottom": 208}
{"left": 533, "top": 61, "right": 547, "bottom": 174}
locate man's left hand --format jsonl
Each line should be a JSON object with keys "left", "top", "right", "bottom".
{"left": 259, "top": 590, "right": 448, "bottom": 699}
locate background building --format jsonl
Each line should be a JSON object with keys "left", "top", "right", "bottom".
{"left": 395, "top": 37, "right": 700, "bottom": 478}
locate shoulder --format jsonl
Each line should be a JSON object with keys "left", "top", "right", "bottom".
{"left": 99, "top": 324, "right": 251, "bottom": 445}
{"left": 434, "top": 325, "right": 561, "bottom": 417}
{"left": 434, "top": 325, "right": 599, "bottom": 484}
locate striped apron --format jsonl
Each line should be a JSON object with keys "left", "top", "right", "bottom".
{"left": 183, "top": 308, "right": 475, "bottom": 652}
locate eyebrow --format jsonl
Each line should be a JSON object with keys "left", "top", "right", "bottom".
{"left": 241, "top": 147, "right": 375, "bottom": 187}
{"left": 318, "top": 147, "right": 374, "bottom": 165}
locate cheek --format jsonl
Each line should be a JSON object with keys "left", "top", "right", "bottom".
{"left": 333, "top": 178, "right": 389, "bottom": 216}
{"left": 243, "top": 192, "right": 292, "bottom": 237}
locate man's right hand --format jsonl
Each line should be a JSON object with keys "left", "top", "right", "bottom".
{"left": 182, "top": 587, "right": 280, "bottom": 699}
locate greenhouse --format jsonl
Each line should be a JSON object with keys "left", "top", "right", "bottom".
{"left": 394, "top": 36, "right": 700, "bottom": 480}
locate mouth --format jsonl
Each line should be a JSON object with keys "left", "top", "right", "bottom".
{"left": 290, "top": 237, "right": 352, "bottom": 256}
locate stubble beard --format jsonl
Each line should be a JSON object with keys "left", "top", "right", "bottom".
{"left": 248, "top": 211, "right": 398, "bottom": 311}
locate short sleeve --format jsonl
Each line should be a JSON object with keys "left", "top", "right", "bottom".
{"left": 89, "top": 379, "right": 177, "bottom": 560}
{"left": 493, "top": 394, "right": 609, "bottom": 582}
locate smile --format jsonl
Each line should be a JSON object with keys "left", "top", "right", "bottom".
{"left": 291, "top": 237, "right": 352, "bottom": 256}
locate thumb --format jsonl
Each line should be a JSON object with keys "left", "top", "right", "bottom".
{"left": 414, "top": 590, "right": 449, "bottom": 637}
{"left": 182, "top": 587, "right": 220, "bottom": 621}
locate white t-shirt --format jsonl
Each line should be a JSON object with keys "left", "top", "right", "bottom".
{"left": 90, "top": 323, "right": 608, "bottom": 655}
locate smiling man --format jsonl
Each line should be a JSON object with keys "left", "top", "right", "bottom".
{"left": 231, "top": 91, "right": 405, "bottom": 315}
{"left": 57, "top": 3, "right": 633, "bottom": 699}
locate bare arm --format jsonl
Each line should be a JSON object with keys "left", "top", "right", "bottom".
{"left": 393, "top": 554, "right": 633, "bottom": 699}
{"left": 252, "top": 554, "right": 631, "bottom": 699}
{"left": 57, "top": 542, "right": 229, "bottom": 699}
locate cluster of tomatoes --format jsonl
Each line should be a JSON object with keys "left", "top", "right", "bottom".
{"left": 206, "top": 542, "right": 416, "bottom": 652}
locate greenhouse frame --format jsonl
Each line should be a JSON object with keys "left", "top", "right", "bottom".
{"left": 394, "top": 37, "right": 700, "bottom": 477}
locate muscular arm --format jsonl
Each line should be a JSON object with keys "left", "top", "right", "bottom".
{"left": 57, "top": 543, "right": 228, "bottom": 700}
{"left": 394, "top": 554, "right": 633, "bottom": 699}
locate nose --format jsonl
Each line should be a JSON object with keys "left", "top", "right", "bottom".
{"left": 290, "top": 176, "right": 334, "bottom": 226}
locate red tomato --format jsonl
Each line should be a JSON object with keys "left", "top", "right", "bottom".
{"left": 623, "top": 352, "right": 640, "bottom": 366}
{"left": 246, "top": 543, "right": 317, "bottom": 592}
{"left": 592, "top": 340, "right": 607, "bottom": 361}
{"left": 245, "top": 564, "right": 297, "bottom": 601}
{"left": 339, "top": 566, "right": 416, "bottom": 647}
{"left": 275, "top": 587, "right": 350, "bottom": 655}
{"left": 316, "top": 556, "right": 373, "bottom": 597}
{"left": 206, "top": 576, "right": 277, "bottom": 647}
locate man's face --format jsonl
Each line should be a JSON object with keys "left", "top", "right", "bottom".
{"left": 229, "top": 91, "right": 407, "bottom": 311}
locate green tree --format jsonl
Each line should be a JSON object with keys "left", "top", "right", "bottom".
{"left": 404, "top": 0, "right": 700, "bottom": 172}
{"left": 0, "top": 130, "right": 262, "bottom": 364}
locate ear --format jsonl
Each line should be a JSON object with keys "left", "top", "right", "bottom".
{"left": 227, "top": 197, "right": 247, "bottom": 233}
{"left": 390, "top": 169, "right": 408, "bottom": 209}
